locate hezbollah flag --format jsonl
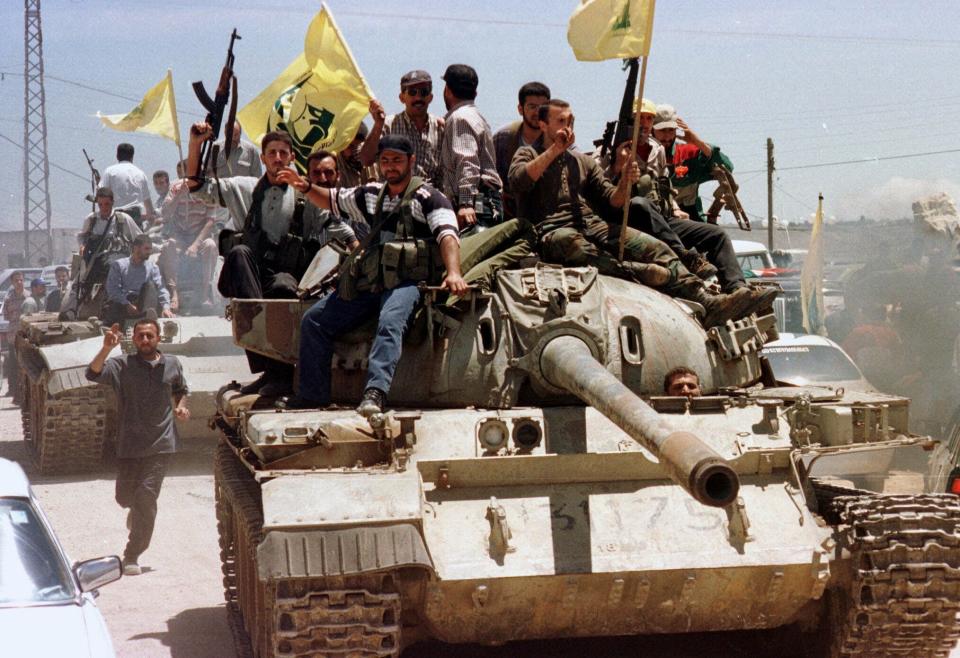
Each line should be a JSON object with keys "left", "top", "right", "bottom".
{"left": 238, "top": 3, "right": 373, "bottom": 173}
{"left": 801, "top": 194, "right": 827, "bottom": 335}
{"left": 567, "top": 0, "right": 656, "bottom": 61}
{"left": 97, "top": 69, "right": 181, "bottom": 147}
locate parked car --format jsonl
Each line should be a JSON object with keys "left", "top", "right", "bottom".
{"left": 762, "top": 332, "right": 875, "bottom": 392}
{"left": 0, "top": 458, "right": 120, "bottom": 657}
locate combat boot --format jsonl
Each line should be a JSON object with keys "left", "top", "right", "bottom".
{"left": 691, "top": 287, "right": 765, "bottom": 328}
{"left": 357, "top": 387, "right": 386, "bottom": 418}
{"left": 624, "top": 262, "right": 671, "bottom": 287}
{"left": 678, "top": 248, "right": 718, "bottom": 280}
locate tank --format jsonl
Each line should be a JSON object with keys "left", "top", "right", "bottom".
{"left": 17, "top": 312, "right": 250, "bottom": 474}
{"left": 212, "top": 263, "right": 960, "bottom": 657}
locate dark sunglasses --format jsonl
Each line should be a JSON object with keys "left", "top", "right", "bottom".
{"left": 405, "top": 87, "right": 432, "bottom": 98}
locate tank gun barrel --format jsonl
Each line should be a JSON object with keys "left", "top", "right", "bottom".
{"left": 539, "top": 336, "right": 740, "bottom": 507}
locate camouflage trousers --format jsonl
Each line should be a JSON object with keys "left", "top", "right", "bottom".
{"left": 538, "top": 215, "right": 703, "bottom": 296}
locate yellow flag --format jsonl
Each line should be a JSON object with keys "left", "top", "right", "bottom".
{"left": 801, "top": 194, "right": 827, "bottom": 335}
{"left": 567, "top": 0, "right": 656, "bottom": 61}
{"left": 238, "top": 3, "right": 373, "bottom": 173}
{"left": 98, "top": 70, "right": 181, "bottom": 147}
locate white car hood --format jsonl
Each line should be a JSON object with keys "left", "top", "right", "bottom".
{"left": 0, "top": 596, "right": 115, "bottom": 658}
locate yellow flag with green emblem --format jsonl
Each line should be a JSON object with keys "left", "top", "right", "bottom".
{"left": 237, "top": 3, "right": 373, "bottom": 173}
{"left": 97, "top": 69, "right": 181, "bottom": 147}
{"left": 567, "top": 0, "right": 656, "bottom": 61}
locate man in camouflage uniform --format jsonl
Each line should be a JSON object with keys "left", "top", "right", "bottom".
{"left": 509, "top": 100, "right": 773, "bottom": 327}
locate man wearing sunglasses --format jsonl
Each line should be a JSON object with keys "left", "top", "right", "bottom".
{"left": 362, "top": 70, "right": 444, "bottom": 190}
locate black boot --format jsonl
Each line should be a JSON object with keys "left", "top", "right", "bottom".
{"left": 357, "top": 387, "right": 386, "bottom": 418}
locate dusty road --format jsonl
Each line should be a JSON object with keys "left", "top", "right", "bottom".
{"left": 0, "top": 393, "right": 952, "bottom": 658}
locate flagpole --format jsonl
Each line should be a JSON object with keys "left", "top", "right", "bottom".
{"left": 320, "top": 2, "right": 374, "bottom": 98}
{"left": 617, "top": 54, "right": 648, "bottom": 262}
{"left": 166, "top": 69, "right": 186, "bottom": 167}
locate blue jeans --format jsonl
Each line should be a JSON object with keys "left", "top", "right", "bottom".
{"left": 298, "top": 282, "right": 421, "bottom": 404}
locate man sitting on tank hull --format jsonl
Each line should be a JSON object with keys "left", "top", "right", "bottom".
{"left": 508, "top": 99, "right": 774, "bottom": 328}
{"left": 278, "top": 135, "right": 467, "bottom": 416}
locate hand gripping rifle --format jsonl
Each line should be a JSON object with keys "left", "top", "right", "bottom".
{"left": 191, "top": 28, "right": 241, "bottom": 184}
{"left": 593, "top": 58, "right": 640, "bottom": 164}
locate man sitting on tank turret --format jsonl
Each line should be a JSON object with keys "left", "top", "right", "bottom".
{"left": 508, "top": 99, "right": 774, "bottom": 328}
{"left": 278, "top": 134, "right": 468, "bottom": 416}
{"left": 78, "top": 187, "right": 142, "bottom": 262}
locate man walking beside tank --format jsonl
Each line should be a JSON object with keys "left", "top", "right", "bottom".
{"left": 87, "top": 318, "right": 189, "bottom": 576}
{"left": 362, "top": 70, "right": 444, "bottom": 188}
{"left": 3, "top": 271, "right": 26, "bottom": 404}
{"left": 440, "top": 64, "right": 503, "bottom": 232}
{"left": 493, "top": 81, "right": 551, "bottom": 219}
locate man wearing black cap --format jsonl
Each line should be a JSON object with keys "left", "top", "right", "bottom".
{"left": 337, "top": 122, "right": 378, "bottom": 188}
{"left": 275, "top": 134, "right": 467, "bottom": 416}
{"left": 439, "top": 64, "right": 503, "bottom": 233}
{"left": 361, "top": 70, "right": 444, "bottom": 188}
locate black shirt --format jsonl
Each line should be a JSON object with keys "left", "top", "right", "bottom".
{"left": 86, "top": 352, "right": 188, "bottom": 458}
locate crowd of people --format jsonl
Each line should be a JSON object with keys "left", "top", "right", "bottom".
{"left": 0, "top": 63, "right": 776, "bottom": 576}
{"left": 43, "top": 62, "right": 770, "bottom": 416}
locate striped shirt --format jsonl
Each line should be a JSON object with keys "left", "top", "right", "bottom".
{"left": 440, "top": 101, "right": 502, "bottom": 207}
{"left": 334, "top": 183, "right": 458, "bottom": 246}
{"left": 381, "top": 111, "right": 444, "bottom": 189}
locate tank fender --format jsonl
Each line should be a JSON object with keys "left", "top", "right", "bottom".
{"left": 256, "top": 524, "right": 434, "bottom": 580}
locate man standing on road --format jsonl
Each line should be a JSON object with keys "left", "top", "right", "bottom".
{"left": 100, "top": 143, "right": 155, "bottom": 226}
{"left": 3, "top": 271, "right": 26, "bottom": 404}
{"left": 45, "top": 266, "right": 70, "bottom": 313}
{"left": 20, "top": 278, "right": 47, "bottom": 315}
{"left": 87, "top": 318, "right": 189, "bottom": 576}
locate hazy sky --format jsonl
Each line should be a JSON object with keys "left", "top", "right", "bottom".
{"left": 1, "top": 0, "right": 959, "bottom": 231}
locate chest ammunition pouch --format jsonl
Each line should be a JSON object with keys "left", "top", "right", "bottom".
{"left": 218, "top": 178, "right": 314, "bottom": 278}
{"left": 339, "top": 177, "right": 439, "bottom": 301}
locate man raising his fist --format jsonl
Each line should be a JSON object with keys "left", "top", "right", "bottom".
{"left": 87, "top": 317, "right": 189, "bottom": 576}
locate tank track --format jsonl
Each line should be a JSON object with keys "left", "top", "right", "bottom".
{"left": 831, "top": 494, "right": 960, "bottom": 657}
{"left": 20, "top": 371, "right": 115, "bottom": 474}
{"left": 214, "top": 440, "right": 402, "bottom": 657}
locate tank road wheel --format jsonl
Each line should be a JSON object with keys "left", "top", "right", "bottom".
{"left": 829, "top": 494, "right": 960, "bottom": 657}
{"left": 213, "top": 440, "right": 403, "bottom": 657}
{"left": 26, "top": 385, "right": 114, "bottom": 475}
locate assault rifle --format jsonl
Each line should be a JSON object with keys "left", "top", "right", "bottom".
{"left": 191, "top": 28, "right": 241, "bottom": 184}
{"left": 706, "top": 165, "right": 751, "bottom": 231}
{"left": 82, "top": 148, "right": 100, "bottom": 209}
{"left": 593, "top": 58, "right": 640, "bottom": 163}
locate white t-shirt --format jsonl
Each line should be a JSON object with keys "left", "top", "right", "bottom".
{"left": 100, "top": 161, "right": 151, "bottom": 211}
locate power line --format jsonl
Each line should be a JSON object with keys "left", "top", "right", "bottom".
{"left": 0, "top": 70, "right": 205, "bottom": 118}
{"left": 0, "top": 131, "right": 89, "bottom": 182}
{"left": 738, "top": 147, "right": 960, "bottom": 174}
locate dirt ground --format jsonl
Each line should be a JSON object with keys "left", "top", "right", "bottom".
{"left": 0, "top": 391, "right": 954, "bottom": 658}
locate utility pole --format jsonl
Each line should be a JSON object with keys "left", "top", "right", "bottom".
{"left": 766, "top": 137, "right": 775, "bottom": 251}
{"left": 22, "top": 0, "right": 53, "bottom": 266}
